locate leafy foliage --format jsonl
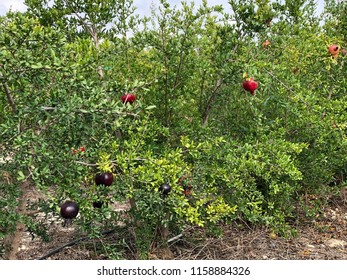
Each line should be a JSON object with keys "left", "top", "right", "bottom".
{"left": 1, "top": 0, "right": 346, "bottom": 259}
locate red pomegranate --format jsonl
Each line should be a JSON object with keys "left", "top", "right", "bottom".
{"left": 121, "top": 93, "right": 136, "bottom": 104}
{"left": 328, "top": 44, "right": 340, "bottom": 59}
{"left": 243, "top": 78, "right": 259, "bottom": 96}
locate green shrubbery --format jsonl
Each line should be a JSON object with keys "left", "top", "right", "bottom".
{"left": 1, "top": 0, "right": 347, "bottom": 259}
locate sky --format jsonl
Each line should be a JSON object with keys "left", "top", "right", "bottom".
{"left": 0, "top": 0, "right": 224, "bottom": 16}
{"left": 0, "top": 0, "right": 325, "bottom": 17}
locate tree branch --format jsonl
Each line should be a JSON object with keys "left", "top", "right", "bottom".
{"left": 202, "top": 77, "right": 223, "bottom": 127}
{"left": 2, "top": 82, "right": 17, "bottom": 113}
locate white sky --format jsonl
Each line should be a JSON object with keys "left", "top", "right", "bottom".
{"left": 0, "top": 0, "right": 325, "bottom": 17}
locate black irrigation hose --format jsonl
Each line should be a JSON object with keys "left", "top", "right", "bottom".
{"left": 36, "top": 227, "right": 186, "bottom": 260}
{"left": 36, "top": 228, "right": 117, "bottom": 260}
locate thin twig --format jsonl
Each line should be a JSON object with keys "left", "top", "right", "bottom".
{"left": 264, "top": 69, "right": 310, "bottom": 109}
{"left": 168, "top": 233, "right": 183, "bottom": 243}
{"left": 202, "top": 77, "right": 223, "bottom": 127}
{"left": 74, "top": 161, "right": 98, "bottom": 167}
{"left": 39, "top": 106, "right": 140, "bottom": 118}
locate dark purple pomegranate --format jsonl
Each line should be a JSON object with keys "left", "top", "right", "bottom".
{"left": 60, "top": 201, "right": 79, "bottom": 219}
{"left": 95, "top": 172, "right": 113, "bottom": 186}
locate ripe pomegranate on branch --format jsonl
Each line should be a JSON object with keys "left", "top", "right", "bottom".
{"left": 121, "top": 93, "right": 136, "bottom": 104}
{"left": 243, "top": 77, "right": 259, "bottom": 96}
{"left": 328, "top": 44, "right": 340, "bottom": 59}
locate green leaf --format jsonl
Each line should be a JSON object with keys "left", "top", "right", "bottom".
{"left": 31, "top": 63, "right": 43, "bottom": 69}
{"left": 17, "top": 171, "right": 25, "bottom": 181}
{"left": 145, "top": 105, "right": 156, "bottom": 110}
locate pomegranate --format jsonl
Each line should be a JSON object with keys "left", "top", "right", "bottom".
{"left": 263, "top": 40, "right": 270, "bottom": 49}
{"left": 95, "top": 172, "right": 114, "bottom": 186}
{"left": 121, "top": 93, "right": 136, "bottom": 104}
{"left": 158, "top": 183, "right": 171, "bottom": 197}
{"left": 242, "top": 78, "right": 259, "bottom": 96}
{"left": 60, "top": 201, "right": 79, "bottom": 219}
{"left": 328, "top": 44, "right": 340, "bottom": 59}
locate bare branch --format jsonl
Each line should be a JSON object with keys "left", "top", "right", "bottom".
{"left": 74, "top": 161, "right": 98, "bottom": 167}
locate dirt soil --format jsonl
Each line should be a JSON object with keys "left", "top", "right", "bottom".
{"left": 2, "top": 185, "right": 347, "bottom": 260}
